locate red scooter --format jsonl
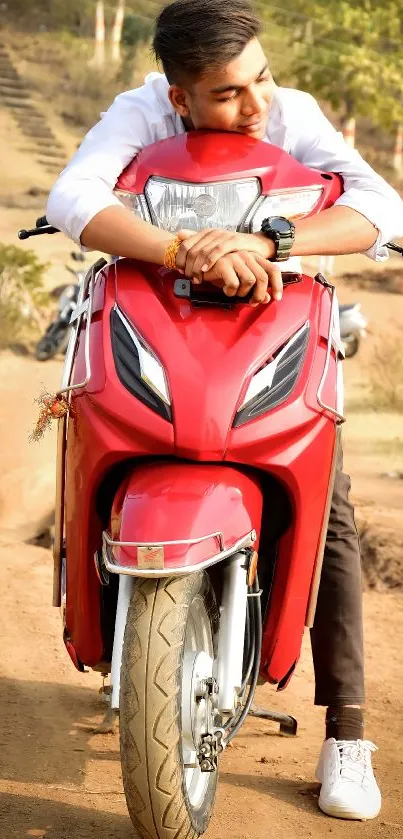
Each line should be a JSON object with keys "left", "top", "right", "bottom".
{"left": 20, "top": 133, "right": 349, "bottom": 839}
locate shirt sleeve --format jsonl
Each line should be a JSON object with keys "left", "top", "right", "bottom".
{"left": 287, "top": 92, "right": 403, "bottom": 261}
{"left": 46, "top": 89, "right": 156, "bottom": 244}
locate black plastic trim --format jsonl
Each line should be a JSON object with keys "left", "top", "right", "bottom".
{"left": 110, "top": 308, "right": 172, "bottom": 422}
{"left": 233, "top": 325, "right": 310, "bottom": 427}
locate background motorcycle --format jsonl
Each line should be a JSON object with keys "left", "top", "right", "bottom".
{"left": 34, "top": 250, "right": 85, "bottom": 361}
{"left": 339, "top": 302, "right": 368, "bottom": 358}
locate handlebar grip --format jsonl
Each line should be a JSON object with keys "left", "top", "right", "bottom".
{"left": 18, "top": 225, "right": 59, "bottom": 239}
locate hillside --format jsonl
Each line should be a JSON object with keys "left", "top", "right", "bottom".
{"left": 0, "top": 24, "right": 401, "bottom": 192}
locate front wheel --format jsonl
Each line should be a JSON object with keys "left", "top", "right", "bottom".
{"left": 343, "top": 333, "right": 359, "bottom": 358}
{"left": 120, "top": 573, "right": 219, "bottom": 839}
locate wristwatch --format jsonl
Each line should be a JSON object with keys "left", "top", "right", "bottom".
{"left": 260, "top": 216, "right": 295, "bottom": 262}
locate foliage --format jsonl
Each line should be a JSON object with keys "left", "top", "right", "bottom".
{"left": 0, "top": 0, "right": 160, "bottom": 36}
{"left": 122, "top": 14, "right": 154, "bottom": 50}
{"left": 1, "top": 0, "right": 95, "bottom": 34}
{"left": 0, "top": 245, "right": 50, "bottom": 349}
{"left": 59, "top": 60, "right": 122, "bottom": 131}
{"left": 118, "top": 13, "right": 155, "bottom": 87}
{"left": 260, "top": 0, "right": 403, "bottom": 130}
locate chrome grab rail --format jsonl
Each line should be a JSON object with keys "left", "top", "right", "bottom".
{"left": 59, "top": 257, "right": 107, "bottom": 395}
{"left": 52, "top": 258, "right": 107, "bottom": 606}
{"left": 104, "top": 529, "right": 226, "bottom": 552}
{"left": 101, "top": 529, "right": 257, "bottom": 578}
{"left": 317, "top": 284, "right": 346, "bottom": 424}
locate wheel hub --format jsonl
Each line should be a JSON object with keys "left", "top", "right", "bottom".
{"left": 182, "top": 650, "right": 214, "bottom": 751}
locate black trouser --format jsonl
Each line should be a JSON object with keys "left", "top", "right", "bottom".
{"left": 310, "top": 444, "right": 365, "bottom": 706}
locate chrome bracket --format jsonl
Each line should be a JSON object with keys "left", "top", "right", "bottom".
{"left": 317, "top": 283, "right": 346, "bottom": 424}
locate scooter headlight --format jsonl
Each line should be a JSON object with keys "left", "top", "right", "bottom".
{"left": 111, "top": 305, "right": 171, "bottom": 421}
{"left": 144, "top": 176, "right": 260, "bottom": 232}
{"left": 115, "top": 181, "right": 322, "bottom": 234}
{"left": 247, "top": 187, "right": 323, "bottom": 231}
{"left": 234, "top": 322, "right": 310, "bottom": 427}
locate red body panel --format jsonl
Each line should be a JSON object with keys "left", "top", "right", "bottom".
{"left": 117, "top": 131, "right": 342, "bottom": 217}
{"left": 62, "top": 133, "right": 341, "bottom": 680}
{"left": 110, "top": 463, "right": 263, "bottom": 569}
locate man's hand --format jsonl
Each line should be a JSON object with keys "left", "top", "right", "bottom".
{"left": 201, "top": 251, "right": 283, "bottom": 305}
{"left": 176, "top": 227, "right": 277, "bottom": 285}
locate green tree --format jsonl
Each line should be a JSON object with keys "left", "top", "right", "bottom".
{"left": 260, "top": 0, "right": 403, "bottom": 131}
{"left": 122, "top": 13, "right": 154, "bottom": 50}
{"left": 0, "top": 245, "right": 49, "bottom": 349}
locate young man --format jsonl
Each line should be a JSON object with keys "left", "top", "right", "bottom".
{"left": 47, "top": 0, "right": 403, "bottom": 821}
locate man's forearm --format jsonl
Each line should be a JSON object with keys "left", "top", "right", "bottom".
{"left": 81, "top": 203, "right": 378, "bottom": 268}
{"left": 81, "top": 205, "right": 175, "bottom": 263}
{"left": 292, "top": 205, "right": 378, "bottom": 257}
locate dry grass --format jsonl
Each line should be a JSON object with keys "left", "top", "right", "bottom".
{"left": 340, "top": 267, "right": 403, "bottom": 294}
{"left": 366, "top": 330, "right": 403, "bottom": 412}
{"left": 4, "top": 29, "right": 158, "bottom": 135}
{"left": 358, "top": 519, "right": 403, "bottom": 591}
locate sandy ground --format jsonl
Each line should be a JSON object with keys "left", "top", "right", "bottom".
{"left": 1, "top": 105, "right": 403, "bottom": 837}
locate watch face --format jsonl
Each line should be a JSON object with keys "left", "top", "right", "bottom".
{"left": 270, "top": 216, "right": 292, "bottom": 234}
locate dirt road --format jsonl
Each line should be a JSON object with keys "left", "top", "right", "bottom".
{"left": 1, "top": 539, "right": 402, "bottom": 839}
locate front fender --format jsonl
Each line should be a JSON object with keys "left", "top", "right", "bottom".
{"left": 105, "top": 462, "right": 263, "bottom": 574}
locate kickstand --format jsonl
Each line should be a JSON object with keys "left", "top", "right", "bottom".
{"left": 248, "top": 705, "right": 298, "bottom": 736}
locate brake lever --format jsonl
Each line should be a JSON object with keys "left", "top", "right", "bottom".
{"left": 387, "top": 241, "right": 403, "bottom": 256}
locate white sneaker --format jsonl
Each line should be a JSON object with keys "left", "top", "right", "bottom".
{"left": 316, "top": 738, "right": 381, "bottom": 820}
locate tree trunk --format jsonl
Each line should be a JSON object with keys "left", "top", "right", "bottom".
{"left": 92, "top": 1, "right": 105, "bottom": 69}
{"left": 342, "top": 117, "right": 356, "bottom": 149}
{"left": 393, "top": 124, "right": 403, "bottom": 175}
{"left": 111, "top": 0, "right": 125, "bottom": 63}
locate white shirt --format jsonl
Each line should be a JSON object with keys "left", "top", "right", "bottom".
{"left": 47, "top": 73, "right": 403, "bottom": 260}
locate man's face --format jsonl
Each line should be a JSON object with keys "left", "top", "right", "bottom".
{"left": 168, "top": 38, "right": 274, "bottom": 140}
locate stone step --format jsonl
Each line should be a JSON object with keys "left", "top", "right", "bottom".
{"left": 21, "top": 139, "right": 66, "bottom": 153}
{"left": 2, "top": 98, "right": 35, "bottom": 110}
{"left": 15, "top": 125, "right": 51, "bottom": 137}
{"left": 0, "top": 66, "right": 19, "bottom": 80}
{"left": 34, "top": 148, "right": 66, "bottom": 160}
{"left": 14, "top": 112, "right": 47, "bottom": 123}
{"left": 0, "top": 50, "right": 68, "bottom": 169}
{"left": 0, "top": 86, "right": 30, "bottom": 100}
{"left": 37, "top": 158, "right": 65, "bottom": 170}
{"left": 44, "top": 168, "right": 64, "bottom": 177}
{"left": 13, "top": 108, "right": 44, "bottom": 119}
{"left": 0, "top": 76, "right": 26, "bottom": 90}
{"left": 22, "top": 140, "right": 66, "bottom": 154}
{"left": 19, "top": 151, "right": 65, "bottom": 164}
{"left": 18, "top": 127, "right": 56, "bottom": 140}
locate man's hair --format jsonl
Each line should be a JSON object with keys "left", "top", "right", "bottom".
{"left": 152, "top": 0, "right": 261, "bottom": 85}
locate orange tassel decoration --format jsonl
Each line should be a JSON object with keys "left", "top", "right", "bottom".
{"left": 30, "top": 390, "right": 70, "bottom": 442}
